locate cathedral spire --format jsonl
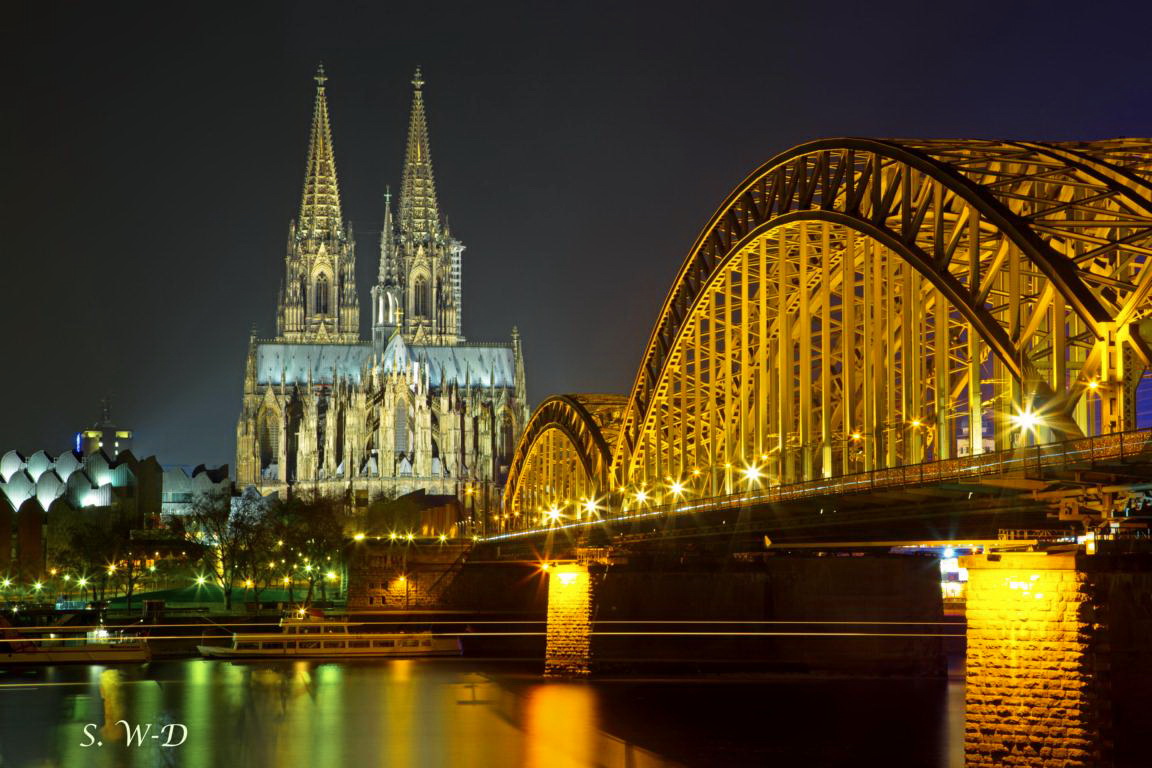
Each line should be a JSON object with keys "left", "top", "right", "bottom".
{"left": 398, "top": 66, "right": 440, "bottom": 241}
{"left": 299, "top": 63, "right": 343, "bottom": 236}
{"left": 379, "top": 186, "right": 394, "bottom": 284}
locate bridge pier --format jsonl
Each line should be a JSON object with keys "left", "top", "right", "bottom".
{"left": 963, "top": 549, "right": 1152, "bottom": 768}
{"left": 544, "top": 563, "right": 594, "bottom": 678}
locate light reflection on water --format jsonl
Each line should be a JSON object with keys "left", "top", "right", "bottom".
{"left": 0, "top": 661, "right": 962, "bottom": 767}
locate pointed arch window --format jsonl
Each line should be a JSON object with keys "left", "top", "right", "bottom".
{"left": 413, "top": 276, "right": 429, "bottom": 317}
{"left": 315, "top": 274, "right": 330, "bottom": 314}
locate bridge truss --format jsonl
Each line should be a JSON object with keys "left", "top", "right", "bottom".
{"left": 504, "top": 139, "right": 1152, "bottom": 523}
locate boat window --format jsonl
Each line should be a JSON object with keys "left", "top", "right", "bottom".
{"left": 237, "top": 642, "right": 259, "bottom": 650}
{"left": 421, "top": 639, "right": 432, "bottom": 646}
{"left": 262, "top": 642, "right": 284, "bottom": 650}
{"left": 349, "top": 640, "right": 370, "bottom": 648}
{"left": 401, "top": 638, "right": 419, "bottom": 647}
{"left": 373, "top": 639, "right": 395, "bottom": 648}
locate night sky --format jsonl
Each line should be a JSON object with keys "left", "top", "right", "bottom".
{"left": 3, "top": 1, "right": 1151, "bottom": 469}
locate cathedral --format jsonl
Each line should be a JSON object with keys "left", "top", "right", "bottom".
{"left": 236, "top": 66, "right": 529, "bottom": 519}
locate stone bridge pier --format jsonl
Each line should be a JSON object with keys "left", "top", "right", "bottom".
{"left": 963, "top": 549, "right": 1152, "bottom": 768}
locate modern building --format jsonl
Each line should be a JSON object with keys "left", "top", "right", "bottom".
{"left": 75, "top": 401, "right": 133, "bottom": 457}
{"left": 0, "top": 446, "right": 229, "bottom": 577}
{"left": 235, "top": 67, "right": 529, "bottom": 524}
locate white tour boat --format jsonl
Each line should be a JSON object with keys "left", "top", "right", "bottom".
{"left": 0, "top": 622, "right": 150, "bottom": 665}
{"left": 196, "top": 615, "right": 462, "bottom": 659}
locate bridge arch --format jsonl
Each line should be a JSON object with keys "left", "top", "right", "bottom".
{"left": 612, "top": 138, "right": 1152, "bottom": 503}
{"left": 502, "top": 395, "right": 626, "bottom": 525}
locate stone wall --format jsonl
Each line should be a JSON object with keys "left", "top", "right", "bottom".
{"left": 964, "top": 553, "right": 1103, "bottom": 767}
{"left": 544, "top": 565, "right": 593, "bottom": 678}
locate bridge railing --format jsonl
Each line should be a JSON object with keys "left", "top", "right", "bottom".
{"left": 485, "top": 428, "right": 1152, "bottom": 542}
{"left": 650, "top": 428, "right": 1152, "bottom": 520}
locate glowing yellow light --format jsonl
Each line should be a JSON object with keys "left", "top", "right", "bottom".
{"left": 148, "top": 565, "right": 156, "bottom": 572}
{"left": 63, "top": 574, "right": 71, "bottom": 582}
{"left": 195, "top": 576, "right": 207, "bottom": 586}
{"left": 405, "top": 532, "right": 415, "bottom": 541}
{"left": 282, "top": 576, "right": 291, "bottom": 584}
{"left": 547, "top": 506, "right": 562, "bottom": 521}
{"left": 32, "top": 582, "right": 43, "bottom": 591}
{"left": 1087, "top": 379, "right": 1100, "bottom": 390}
{"left": 910, "top": 419, "right": 922, "bottom": 428}
{"left": 438, "top": 534, "right": 447, "bottom": 543}
{"left": 276, "top": 540, "right": 283, "bottom": 546}
{"left": 398, "top": 575, "right": 406, "bottom": 583}
{"left": 634, "top": 489, "right": 649, "bottom": 503}
{"left": 77, "top": 578, "right": 88, "bottom": 587}
{"left": 1, "top": 579, "right": 10, "bottom": 588}
{"left": 669, "top": 481, "right": 685, "bottom": 495}
{"left": 353, "top": 533, "right": 366, "bottom": 541}
{"left": 326, "top": 571, "right": 337, "bottom": 581}
{"left": 540, "top": 563, "right": 551, "bottom": 571}
{"left": 1011, "top": 409, "right": 1043, "bottom": 431}
{"left": 582, "top": 498, "right": 597, "bottom": 514}
{"left": 304, "top": 564, "right": 313, "bottom": 572}
{"left": 107, "top": 564, "right": 117, "bottom": 574}
{"left": 49, "top": 568, "right": 57, "bottom": 576}
{"left": 389, "top": 532, "right": 398, "bottom": 541}
{"left": 691, "top": 468, "right": 701, "bottom": 476}
{"left": 851, "top": 432, "right": 862, "bottom": 441}
{"left": 244, "top": 579, "right": 254, "bottom": 588}
{"left": 743, "top": 465, "right": 761, "bottom": 482}
{"left": 557, "top": 571, "right": 578, "bottom": 586}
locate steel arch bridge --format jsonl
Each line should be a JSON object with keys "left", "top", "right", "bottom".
{"left": 503, "top": 138, "right": 1152, "bottom": 525}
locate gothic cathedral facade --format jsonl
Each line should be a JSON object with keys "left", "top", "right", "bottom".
{"left": 236, "top": 67, "right": 529, "bottom": 519}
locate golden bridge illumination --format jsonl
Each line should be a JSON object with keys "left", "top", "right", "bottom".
{"left": 503, "top": 138, "right": 1152, "bottom": 529}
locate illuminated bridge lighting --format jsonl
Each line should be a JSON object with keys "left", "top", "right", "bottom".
{"left": 498, "top": 139, "right": 1152, "bottom": 539}
{"left": 484, "top": 427, "right": 1152, "bottom": 543}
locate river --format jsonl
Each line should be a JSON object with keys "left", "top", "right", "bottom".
{"left": 0, "top": 660, "right": 963, "bottom": 767}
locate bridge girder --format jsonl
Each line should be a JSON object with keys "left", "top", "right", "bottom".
{"left": 501, "top": 394, "right": 626, "bottom": 524}
{"left": 610, "top": 138, "right": 1152, "bottom": 504}
{"left": 504, "top": 138, "right": 1152, "bottom": 521}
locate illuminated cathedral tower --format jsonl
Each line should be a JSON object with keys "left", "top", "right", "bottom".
{"left": 373, "top": 68, "right": 464, "bottom": 346}
{"left": 278, "top": 65, "right": 360, "bottom": 343}
{"left": 236, "top": 67, "right": 529, "bottom": 519}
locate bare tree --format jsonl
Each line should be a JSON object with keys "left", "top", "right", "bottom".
{"left": 183, "top": 489, "right": 257, "bottom": 610}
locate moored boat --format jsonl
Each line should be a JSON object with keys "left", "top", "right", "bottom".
{"left": 196, "top": 615, "right": 461, "bottom": 659}
{"left": 0, "top": 619, "right": 150, "bottom": 665}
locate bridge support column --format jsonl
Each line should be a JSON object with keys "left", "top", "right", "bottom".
{"left": 544, "top": 564, "right": 593, "bottom": 678}
{"left": 963, "top": 552, "right": 1115, "bottom": 768}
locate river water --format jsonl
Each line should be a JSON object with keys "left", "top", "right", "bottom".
{"left": 0, "top": 660, "right": 963, "bottom": 767}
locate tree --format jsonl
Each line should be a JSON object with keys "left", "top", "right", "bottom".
{"left": 232, "top": 489, "right": 278, "bottom": 605}
{"left": 47, "top": 504, "right": 141, "bottom": 606}
{"left": 183, "top": 489, "right": 258, "bottom": 610}
{"left": 272, "top": 495, "right": 348, "bottom": 605}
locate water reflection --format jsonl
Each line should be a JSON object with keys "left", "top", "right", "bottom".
{"left": 0, "top": 661, "right": 961, "bottom": 767}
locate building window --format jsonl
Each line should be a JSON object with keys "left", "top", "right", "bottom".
{"left": 258, "top": 410, "right": 280, "bottom": 469}
{"left": 315, "top": 274, "right": 330, "bottom": 314}
{"left": 413, "top": 276, "right": 429, "bottom": 317}
{"left": 394, "top": 402, "right": 409, "bottom": 453}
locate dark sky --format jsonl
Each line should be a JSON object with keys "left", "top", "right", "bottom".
{"left": 3, "top": 0, "right": 1151, "bottom": 468}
